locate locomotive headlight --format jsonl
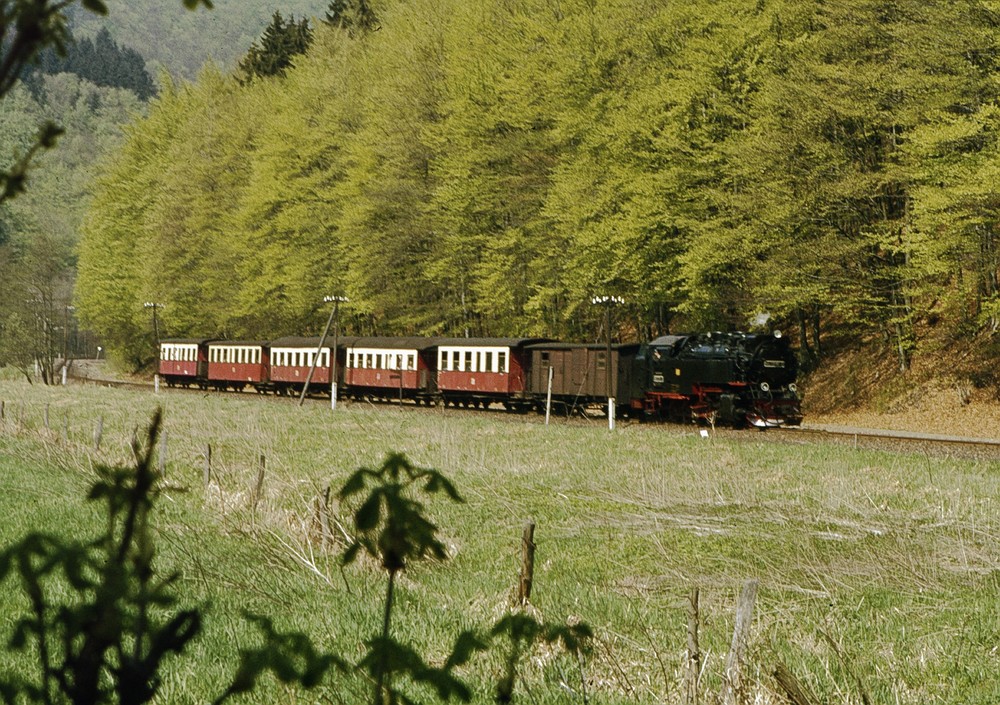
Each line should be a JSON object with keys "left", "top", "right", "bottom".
{"left": 773, "top": 330, "right": 782, "bottom": 338}
{"left": 760, "top": 382, "right": 770, "bottom": 392}
{"left": 788, "top": 383, "right": 797, "bottom": 393}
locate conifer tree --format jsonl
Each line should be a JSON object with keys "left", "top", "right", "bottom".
{"left": 324, "top": 0, "right": 379, "bottom": 35}
{"left": 238, "top": 12, "right": 314, "bottom": 81}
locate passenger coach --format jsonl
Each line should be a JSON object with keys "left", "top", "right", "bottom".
{"left": 206, "top": 341, "right": 269, "bottom": 391}
{"left": 343, "top": 337, "right": 438, "bottom": 402}
{"left": 436, "top": 338, "right": 548, "bottom": 410}
{"left": 158, "top": 338, "right": 212, "bottom": 388}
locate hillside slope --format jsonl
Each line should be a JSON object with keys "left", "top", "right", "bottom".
{"left": 70, "top": 0, "right": 330, "bottom": 79}
{"left": 802, "top": 333, "right": 1000, "bottom": 439}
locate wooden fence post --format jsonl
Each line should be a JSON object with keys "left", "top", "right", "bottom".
{"left": 252, "top": 454, "right": 266, "bottom": 510}
{"left": 722, "top": 579, "right": 759, "bottom": 705}
{"left": 203, "top": 444, "right": 212, "bottom": 490}
{"left": 93, "top": 415, "right": 104, "bottom": 451}
{"left": 321, "top": 485, "right": 334, "bottom": 547}
{"left": 517, "top": 521, "right": 536, "bottom": 605}
{"left": 684, "top": 587, "right": 701, "bottom": 705}
{"left": 61, "top": 414, "right": 69, "bottom": 444}
{"left": 44, "top": 403, "right": 50, "bottom": 431}
{"left": 773, "top": 661, "right": 820, "bottom": 705}
{"left": 1, "top": 400, "right": 5, "bottom": 422}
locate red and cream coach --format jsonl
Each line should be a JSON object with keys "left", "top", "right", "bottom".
{"left": 158, "top": 338, "right": 212, "bottom": 388}
{"left": 435, "top": 338, "right": 548, "bottom": 409}
{"left": 343, "top": 337, "right": 438, "bottom": 402}
{"left": 206, "top": 341, "right": 269, "bottom": 391}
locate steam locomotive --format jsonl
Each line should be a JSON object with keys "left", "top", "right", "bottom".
{"left": 158, "top": 330, "right": 802, "bottom": 427}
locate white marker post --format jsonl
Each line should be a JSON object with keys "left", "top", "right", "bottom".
{"left": 544, "top": 365, "right": 553, "bottom": 426}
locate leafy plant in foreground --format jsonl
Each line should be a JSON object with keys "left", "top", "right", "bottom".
{"left": 339, "top": 452, "right": 485, "bottom": 705}
{"left": 339, "top": 452, "right": 593, "bottom": 705}
{"left": 0, "top": 408, "right": 337, "bottom": 704}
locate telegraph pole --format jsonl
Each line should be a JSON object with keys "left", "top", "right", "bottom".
{"left": 300, "top": 295, "right": 348, "bottom": 407}
{"left": 591, "top": 295, "right": 625, "bottom": 430}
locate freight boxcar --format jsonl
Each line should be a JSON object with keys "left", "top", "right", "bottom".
{"left": 525, "top": 342, "right": 640, "bottom": 414}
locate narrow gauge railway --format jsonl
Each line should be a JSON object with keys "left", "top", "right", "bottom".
{"left": 157, "top": 331, "right": 803, "bottom": 428}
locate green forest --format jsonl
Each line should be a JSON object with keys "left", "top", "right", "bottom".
{"left": 6, "top": 0, "right": 1000, "bottom": 382}
{"left": 73, "top": 0, "right": 1000, "bottom": 373}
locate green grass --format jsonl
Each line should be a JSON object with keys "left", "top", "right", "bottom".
{"left": 1, "top": 379, "right": 999, "bottom": 703}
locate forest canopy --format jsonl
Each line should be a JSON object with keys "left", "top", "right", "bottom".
{"left": 74, "top": 0, "right": 1000, "bottom": 371}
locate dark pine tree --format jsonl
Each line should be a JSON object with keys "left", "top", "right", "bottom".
{"left": 324, "top": 0, "right": 379, "bottom": 35}
{"left": 24, "top": 27, "right": 155, "bottom": 100}
{"left": 238, "top": 12, "right": 314, "bottom": 81}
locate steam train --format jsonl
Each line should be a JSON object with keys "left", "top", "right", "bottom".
{"left": 157, "top": 331, "right": 802, "bottom": 427}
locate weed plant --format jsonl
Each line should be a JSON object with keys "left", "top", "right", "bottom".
{"left": 0, "top": 379, "right": 998, "bottom": 703}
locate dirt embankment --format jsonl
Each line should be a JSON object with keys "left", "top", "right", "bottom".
{"left": 800, "top": 336, "right": 1000, "bottom": 439}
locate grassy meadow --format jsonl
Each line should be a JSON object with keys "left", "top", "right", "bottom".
{"left": 0, "top": 378, "right": 998, "bottom": 704}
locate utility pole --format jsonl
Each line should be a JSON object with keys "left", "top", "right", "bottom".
{"left": 143, "top": 302, "right": 162, "bottom": 345}
{"left": 591, "top": 295, "right": 625, "bottom": 430}
{"left": 300, "top": 295, "right": 348, "bottom": 407}
{"left": 144, "top": 302, "right": 162, "bottom": 386}
{"left": 63, "top": 305, "right": 74, "bottom": 364}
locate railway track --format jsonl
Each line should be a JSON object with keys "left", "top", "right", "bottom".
{"left": 776, "top": 423, "right": 1000, "bottom": 460}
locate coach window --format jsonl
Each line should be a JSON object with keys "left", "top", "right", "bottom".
{"left": 498, "top": 351, "right": 507, "bottom": 373}
{"left": 485, "top": 352, "right": 494, "bottom": 373}
{"left": 463, "top": 351, "right": 472, "bottom": 372}
{"left": 596, "top": 351, "right": 607, "bottom": 370}
{"left": 408, "top": 354, "right": 415, "bottom": 370}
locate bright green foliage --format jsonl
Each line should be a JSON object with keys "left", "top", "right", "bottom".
{"left": 75, "top": 0, "right": 1000, "bottom": 367}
